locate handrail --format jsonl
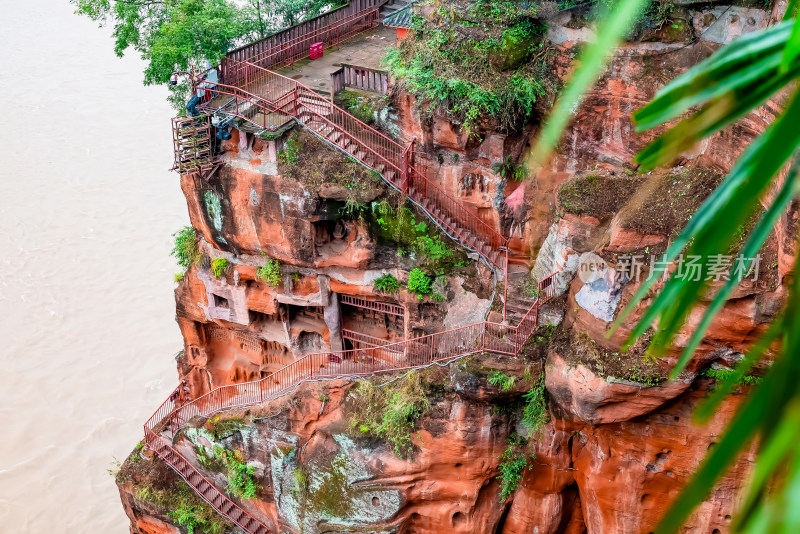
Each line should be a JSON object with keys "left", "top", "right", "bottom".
{"left": 155, "top": 4, "right": 558, "bottom": 529}
{"left": 340, "top": 294, "right": 405, "bottom": 316}
{"left": 342, "top": 328, "right": 397, "bottom": 347}
{"left": 330, "top": 63, "right": 390, "bottom": 97}
{"left": 243, "top": 8, "right": 379, "bottom": 70}
{"left": 231, "top": 59, "right": 405, "bottom": 152}
{"left": 144, "top": 428, "right": 271, "bottom": 534}
{"left": 197, "top": 82, "right": 290, "bottom": 130}
{"left": 146, "top": 272, "right": 558, "bottom": 433}
{"left": 144, "top": 271, "right": 559, "bottom": 533}
{"left": 207, "top": 59, "right": 509, "bottom": 266}
{"left": 226, "top": 0, "right": 387, "bottom": 63}
{"left": 407, "top": 162, "right": 507, "bottom": 259}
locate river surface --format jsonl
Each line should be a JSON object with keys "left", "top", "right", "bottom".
{"left": 0, "top": 1, "right": 185, "bottom": 531}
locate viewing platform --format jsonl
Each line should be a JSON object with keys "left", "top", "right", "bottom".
{"left": 278, "top": 25, "right": 395, "bottom": 94}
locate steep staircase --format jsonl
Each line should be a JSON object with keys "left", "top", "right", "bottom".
{"left": 150, "top": 9, "right": 563, "bottom": 533}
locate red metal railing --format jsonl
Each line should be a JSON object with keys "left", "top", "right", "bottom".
{"left": 143, "top": 272, "right": 558, "bottom": 534}
{"left": 149, "top": 272, "right": 559, "bottom": 437}
{"left": 340, "top": 294, "right": 405, "bottom": 316}
{"left": 144, "top": 428, "right": 271, "bottom": 534}
{"left": 196, "top": 82, "right": 290, "bottom": 130}
{"left": 205, "top": 60, "right": 510, "bottom": 271}
{"left": 224, "top": 8, "right": 379, "bottom": 79}
{"left": 330, "top": 63, "right": 390, "bottom": 99}
{"left": 224, "top": 0, "right": 387, "bottom": 79}
{"left": 156, "top": 5, "right": 566, "bottom": 529}
{"left": 342, "top": 328, "right": 396, "bottom": 347}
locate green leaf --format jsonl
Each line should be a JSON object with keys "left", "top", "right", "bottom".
{"left": 653, "top": 361, "right": 774, "bottom": 534}
{"left": 615, "top": 89, "right": 800, "bottom": 358}
{"left": 636, "top": 66, "right": 798, "bottom": 170}
{"left": 694, "top": 316, "right": 782, "bottom": 423}
{"left": 634, "top": 22, "right": 794, "bottom": 131}
{"left": 528, "top": 0, "right": 648, "bottom": 165}
{"left": 736, "top": 399, "right": 800, "bottom": 528}
{"left": 657, "top": 217, "right": 800, "bottom": 534}
{"left": 669, "top": 165, "right": 799, "bottom": 376}
{"left": 782, "top": 16, "right": 800, "bottom": 72}
{"left": 785, "top": 0, "right": 800, "bottom": 20}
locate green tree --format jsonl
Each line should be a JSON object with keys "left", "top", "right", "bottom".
{"left": 244, "top": 0, "right": 347, "bottom": 38}
{"left": 73, "top": 0, "right": 248, "bottom": 85}
{"left": 531, "top": 0, "right": 800, "bottom": 531}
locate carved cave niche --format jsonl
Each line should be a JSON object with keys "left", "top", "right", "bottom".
{"left": 288, "top": 304, "right": 329, "bottom": 355}
{"left": 459, "top": 172, "right": 490, "bottom": 199}
{"left": 198, "top": 322, "right": 263, "bottom": 387}
{"left": 312, "top": 219, "right": 350, "bottom": 259}
{"left": 260, "top": 340, "right": 293, "bottom": 376}
{"left": 341, "top": 302, "right": 404, "bottom": 346}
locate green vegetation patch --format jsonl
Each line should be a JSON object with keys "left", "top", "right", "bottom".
{"left": 257, "top": 256, "right": 282, "bottom": 287}
{"left": 279, "top": 132, "right": 303, "bottom": 166}
{"left": 384, "top": 0, "right": 554, "bottom": 137}
{"left": 336, "top": 90, "right": 391, "bottom": 126}
{"left": 407, "top": 268, "right": 433, "bottom": 299}
{"left": 621, "top": 167, "right": 724, "bottom": 237}
{"left": 521, "top": 376, "right": 548, "bottom": 435}
{"left": 551, "top": 328, "right": 666, "bottom": 385}
{"left": 374, "top": 273, "right": 400, "bottom": 294}
{"left": 194, "top": 442, "right": 261, "bottom": 500}
{"left": 372, "top": 200, "right": 465, "bottom": 275}
{"left": 171, "top": 226, "right": 203, "bottom": 270}
{"left": 348, "top": 372, "right": 431, "bottom": 457}
{"left": 221, "top": 449, "right": 261, "bottom": 500}
{"left": 488, "top": 371, "right": 517, "bottom": 391}
{"left": 309, "top": 453, "right": 353, "bottom": 517}
{"left": 118, "top": 454, "right": 232, "bottom": 534}
{"left": 700, "top": 366, "right": 763, "bottom": 386}
{"left": 557, "top": 172, "right": 643, "bottom": 217}
{"left": 497, "top": 434, "right": 533, "bottom": 502}
{"left": 277, "top": 129, "right": 382, "bottom": 207}
{"left": 211, "top": 257, "right": 229, "bottom": 278}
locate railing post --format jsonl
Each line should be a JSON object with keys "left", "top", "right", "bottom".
{"left": 402, "top": 136, "right": 416, "bottom": 196}
{"left": 514, "top": 322, "right": 519, "bottom": 355}
{"left": 503, "top": 247, "right": 509, "bottom": 322}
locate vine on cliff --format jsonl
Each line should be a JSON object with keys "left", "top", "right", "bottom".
{"left": 521, "top": 376, "right": 548, "bottom": 436}
{"left": 497, "top": 434, "right": 533, "bottom": 502}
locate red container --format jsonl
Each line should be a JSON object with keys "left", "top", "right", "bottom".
{"left": 310, "top": 42, "right": 323, "bottom": 60}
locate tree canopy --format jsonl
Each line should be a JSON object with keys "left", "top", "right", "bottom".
{"left": 73, "top": 0, "right": 346, "bottom": 86}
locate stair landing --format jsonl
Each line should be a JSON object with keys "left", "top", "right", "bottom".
{"left": 277, "top": 26, "right": 396, "bottom": 93}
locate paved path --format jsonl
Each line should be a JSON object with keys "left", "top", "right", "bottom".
{"left": 278, "top": 26, "right": 396, "bottom": 93}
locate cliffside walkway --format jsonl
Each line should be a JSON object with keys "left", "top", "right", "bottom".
{"left": 151, "top": 2, "right": 559, "bottom": 531}
{"left": 144, "top": 273, "right": 557, "bottom": 533}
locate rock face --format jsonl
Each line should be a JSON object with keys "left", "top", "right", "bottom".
{"left": 120, "top": 356, "right": 756, "bottom": 534}
{"left": 119, "top": 4, "right": 788, "bottom": 534}
{"left": 545, "top": 352, "right": 694, "bottom": 425}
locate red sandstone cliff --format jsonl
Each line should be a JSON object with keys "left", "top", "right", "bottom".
{"left": 118, "top": 4, "right": 791, "bottom": 533}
